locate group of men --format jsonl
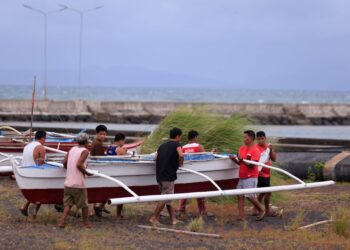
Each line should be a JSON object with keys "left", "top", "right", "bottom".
{"left": 150, "top": 128, "right": 277, "bottom": 225}
{"left": 20, "top": 124, "right": 276, "bottom": 227}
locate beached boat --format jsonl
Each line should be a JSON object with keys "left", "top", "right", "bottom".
{"left": 12, "top": 154, "right": 239, "bottom": 204}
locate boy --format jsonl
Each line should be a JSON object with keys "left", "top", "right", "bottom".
{"left": 178, "top": 130, "right": 207, "bottom": 218}
{"left": 256, "top": 131, "right": 277, "bottom": 216}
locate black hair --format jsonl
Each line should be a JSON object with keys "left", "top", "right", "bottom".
{"left": 114, "top": 133, "right": 126, "bottom": 142}
{"left": 169, "top": 127, "right": 182, "bottom": 139}
{"left": 244, "top": 130, "right": 256, "bottom": 140}
{"left": 188, "top": 130, "right": 199, "bottom": 140}
{"left": 96, "top": 124, "right": 107, "bottom": 133}
{"left": 35, "top": 130, "right": 47, "bottom": 140}
{"left": 256, "top": 131, "right": 266, "bottom": 138}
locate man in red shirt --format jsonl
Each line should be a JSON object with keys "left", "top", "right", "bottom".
{"left": 178, "top": 130, "right": 207, "bottom": 218}
{"left": 230, "top": 130, "right": 265, "bottom": 221}
{"left": 256, "top": 131, "right": 277, "bottom": 216}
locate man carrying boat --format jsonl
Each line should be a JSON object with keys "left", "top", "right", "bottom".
{"left": 255, "top": 131, "right": 277, "bottom": 216}
{"left": 106, "top": 133, "right": 128, "bottom": 219}
{"left": 150, "top": 128, "right": 184, "bottom": 225}
{"left": 178, "top": 130, "right": 207, "bottom": 218}
{"left": 90, "top": 125, "right": 110, "bottom": 217}
{"left": 230, "top": 130, "right": 265, "bottom": 221}
{"left": 20, "top": 130, "right": 47, "bottom": 218}
{"left": 59, "top": 133, "right": 92, "bottom": 228}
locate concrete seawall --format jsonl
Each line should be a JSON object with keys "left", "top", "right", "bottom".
{"left": 0, "top": 100, "right": 350, "bottom": 125}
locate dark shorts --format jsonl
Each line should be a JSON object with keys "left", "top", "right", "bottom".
{"left": 63, "top": 187, "right": 88, "bottom": 209}
{"left": 258, "top": 176, "right": 271, "bottom": 188}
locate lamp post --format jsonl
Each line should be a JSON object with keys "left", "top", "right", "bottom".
{"left": 23, "top": 4, "right": 67, "bottom": 100}
{"left": 59, "top": 4, "right": 103, "bottom": 99}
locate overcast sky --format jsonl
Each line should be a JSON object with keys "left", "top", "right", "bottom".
{"left": 0, "top": 0, "right": 349, "bottom": 90}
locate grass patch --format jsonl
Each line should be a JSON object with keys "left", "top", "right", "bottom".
{"left": 141, "top": 108, "right": 249, "bottom": 154}
{"left": 332, "top": 207, "right": 350, "bottom": 238}
{"left": 188, "top": 217, "right": 204, "bottom": 232}
{"left": 289, "top": 210, "right": 306, "bottom": 230}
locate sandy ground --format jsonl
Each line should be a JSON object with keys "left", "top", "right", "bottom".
{"left": 0, "top": 177, "right": 349, "bottom": 250}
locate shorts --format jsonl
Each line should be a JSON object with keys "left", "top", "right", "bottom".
{"left": 258, "top": 176, "right": 271, "bottom": 188}
{"left": 236, "top": 178, "right": 258, "bottom": 198}
{"left": 158, "top": 181, "right": 175, "bottom": 205}
{"left": 63, "top": 187, "right": 88, "bottom": 209}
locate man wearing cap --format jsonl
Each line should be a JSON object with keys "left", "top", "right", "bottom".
{"left": 59, "top": 133, "right": 92, "bottom": 228}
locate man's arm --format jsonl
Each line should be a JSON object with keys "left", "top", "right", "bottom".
{"left": 198, "top": 144, "right": 206, "bottom": 153}
{"left": 177, "top": 147, "right": 184, "bottom": 167}
{"left": 116, "top": 147, "right": 127, "bottom": 155}
{"left": 269, "top": 145, "right": 277, "bottom": 162}
{"left": 33, "top": 145, "right": 46, "bottom": 165}
{"left": 63, "top": 152, "right": 69, "bottom": 169}
{"left": 77, "top": 150, "right": 92, "bottom": 176}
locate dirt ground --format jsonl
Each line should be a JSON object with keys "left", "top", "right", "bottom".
{"left": 0, "top": 177, "right": 349, "bottom": 250}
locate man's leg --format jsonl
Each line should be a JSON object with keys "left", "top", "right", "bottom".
{"left": 59, "top": 206, "right": 71, "bottom": 228}
{"left": 166, "top": 204, "right": 180, "bottom": 225}
{"left": 247, "top": 197, "right": 265, "bottom": 220}
{"left": 237, "top": 195, "right": 245, "bottom": 220}
{"left": 197, "top": 198, "right": 206, "bottom": 216}
{"left": 82, "top": 207, "right": 91, "bottom": 228}
{"left": 20, "top": 201, "right": 30, "bottom": 217}
{"left": 116, "top": 205, "right": 123, "bottom": 219}
{"left": 33, "top": 203, "right": 41, "bottom": 219}
{"left": 150, "top": 202, "right": 166, "bottom": 224}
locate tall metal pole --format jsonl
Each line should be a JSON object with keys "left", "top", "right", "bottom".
{"left": 44, "top": 14, "right": 48, "bottom": 99}
{"left": 78, "top": 13, "right": 83, "bottom": 99}
{"left": 30, "top": 76, "right": 36, "bottom": 140}
{"left": 59, "top": 5, "right": 103, "bottom": 100}
{"left": 23, "top": 5, "right": 67, "bottom": 100}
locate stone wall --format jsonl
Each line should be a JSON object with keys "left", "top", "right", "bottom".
{"left": 0, "top": 100, "right": 349, "bottom": 125}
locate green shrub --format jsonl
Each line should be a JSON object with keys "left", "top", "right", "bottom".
{"left": 332, "top": 207, "right": 350, "bottom": 238}
{"left": 307, "top": 162, "right": 325, "bottom": 181}
{"left": 141, "top": 108, "right": 248, "bottom": 154}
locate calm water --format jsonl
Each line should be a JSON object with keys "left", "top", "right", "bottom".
{"left": 1, "top": 85, "right": 350, "bottom": 104}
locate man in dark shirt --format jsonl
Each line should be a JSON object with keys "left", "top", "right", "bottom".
{"left": 90, "top": 125, "right": 109, "bottom": 217}
{"left": 149, "top": 128, "right": 184, "bottom": 225}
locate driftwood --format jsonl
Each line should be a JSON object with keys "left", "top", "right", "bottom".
{"left": 137, "top": 225, "right": 223, "bottom": 239}
{"left": 298, "top": 219, "right": 333, "bottom": 230}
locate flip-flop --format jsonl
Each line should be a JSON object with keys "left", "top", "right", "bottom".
{"left": 58, "top": 224, "right": 65, "bottom": 228}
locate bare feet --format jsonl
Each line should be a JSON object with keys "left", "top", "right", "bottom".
{"left": 256, "top": 211, "right": 265, "bottom": 221}
{"left": 149, "top": 217, "right": 161, "bottom": 226}
{"left": 171, "top": 219, "right": 183, "bottom": 225}
{"left": 266, "top": 210, "right": 277, "bottom": 217}
{"left": 82, "top": 223, "right": 92, "bottom": 228}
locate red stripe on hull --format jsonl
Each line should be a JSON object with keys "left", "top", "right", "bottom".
{"left": 21, "top": 179, "right": 239, "bottom": 204}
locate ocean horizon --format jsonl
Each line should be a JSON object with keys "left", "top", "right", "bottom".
{"left": 0, "top": 85, "right": 349, "bottom": 104}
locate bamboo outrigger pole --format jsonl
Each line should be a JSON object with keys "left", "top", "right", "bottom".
{"left": 29, "top": 76, "right": 36, "bottom": 140}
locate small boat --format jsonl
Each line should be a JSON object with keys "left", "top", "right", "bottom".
{"left": 12, "top": 154, "right": 238, "bottom": 204}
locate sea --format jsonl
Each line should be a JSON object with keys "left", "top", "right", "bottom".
{"left": 1, "top": 85, "right": 350, "bottom": 104}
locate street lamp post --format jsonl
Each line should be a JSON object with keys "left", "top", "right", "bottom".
{"left": 23, "top": 4, "right": 67, "bottom": 100}
{"left": 59, "top": 5, "right": 103, "bottom": 99}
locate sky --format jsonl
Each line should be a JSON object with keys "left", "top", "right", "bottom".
{"left": 0, "top": 0, "right": 349, "bottom": 90}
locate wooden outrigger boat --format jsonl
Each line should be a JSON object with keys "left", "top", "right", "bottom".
{"left": 8, "top": 152, "right": 335, "bottom": 205}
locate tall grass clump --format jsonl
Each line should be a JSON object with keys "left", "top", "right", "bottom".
{"left": 141, "top": 108, "right": 249, "bottom": 154}
{"left": 188, "top": 217, "right": 204, "bottom": 232}
{"left": 332, "top": 207, "right": 350, "bottom": 238}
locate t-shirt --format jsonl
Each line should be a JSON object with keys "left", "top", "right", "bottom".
{"left": 255, "top": 144, "right": 271, "bottom": 178}
{"left": 106, "top": 145, "right": 117, "bottom": 156}
{"left": 156, "top": 140, "right": 181, "bottom": 182}
{"left": 182, "top": 143, "right": 200, "bottom": 153}
{"left": 90, "top": 139, "right": 105, "bottom": 156}
{"left": 238, "top": 145, "right": 261, "bottom": 179}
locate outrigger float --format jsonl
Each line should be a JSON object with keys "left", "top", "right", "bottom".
{"left": 6, "top": 148, "right": 335, "bottom": 205}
